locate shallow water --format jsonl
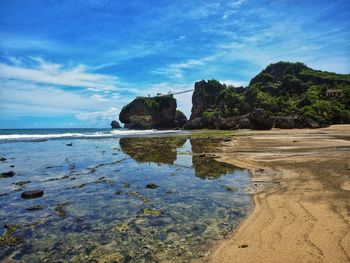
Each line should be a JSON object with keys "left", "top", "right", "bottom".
{"left": 0, "top": 133, "right": 252, "bottom": 262}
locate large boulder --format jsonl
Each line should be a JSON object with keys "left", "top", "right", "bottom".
{"left": 214, "top": 117, "right": 239, "bottom": 130}
{"left": 190, "top": 80, "right": 224, "bottom": 120}
{"left": 184, "top": 117, "right": 205, "bottom": 129}
{"left": 119, "top": 96, "right": 177, "bottom": 129}
{"left": 247, "top": 109, "right": 274, "bottom": 130}
{"left": 111, "top": 120, "right": 121, "bottom": 129}
{"left": 237, "top": 115, "right": 254, "bottom": 129}
{"left": 174, "top": 110, "right": 188, "bottom": 128}
{"left": 274, "top": 117, "right": 295, "bottom": 129}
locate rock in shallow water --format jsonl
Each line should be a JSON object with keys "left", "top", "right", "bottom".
{"left": 21, "top": 190, "right": 44, "bottom": 199}
{"left": 146, "top": 183, "right": 159, "bottom": 189}
{"left": 0, "top": 171, "right": 16, "bottom": 178}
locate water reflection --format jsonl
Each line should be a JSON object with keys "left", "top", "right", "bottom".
{"left": 120, "top": 136, "right": 236, "bottom": 179}
{"left": 119, "top": 137, "right": 186, "bottom": 165}
{"left": 0, "top": 136, "right": 251, "bottom": 262}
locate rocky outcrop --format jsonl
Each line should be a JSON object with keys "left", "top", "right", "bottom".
{"left": 111, "top": 120, "right": 121, "bottom": 129}
{"left": 190, "top": 80, "right": 224, "bottom": 119}
{"left": 119, "top": 96, "right": 177, "bottom": 129}
{"left": 183, "top": 117, "right": 205, "bottom": 129}
{"left": 247, "top": 109, "right": 274, "bottom": 130}
{"left": 174, "top": 110, "right": 188, "bottom": 128}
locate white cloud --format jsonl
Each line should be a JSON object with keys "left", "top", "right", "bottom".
{"left": 0, "top": 56, "right": 118, "bottom": 91}
{"left": 223, "top": 0, "right": 247, "bottom": 19}
{"left": 0, "top": 80, "right": 115, "bottom": 116}
{"left": 76, "top": 107, "right": 119, "bottom": 121}
{"left": 152, "top": 56, "right": 218, "bottom": 79}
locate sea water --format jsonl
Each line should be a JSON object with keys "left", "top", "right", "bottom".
{"left": 0, "top": 129, "right": 252, "bottom": 262}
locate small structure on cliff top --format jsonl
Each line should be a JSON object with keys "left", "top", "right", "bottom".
{"left": 326, "top": 89, "right": 343, "bottom": 97}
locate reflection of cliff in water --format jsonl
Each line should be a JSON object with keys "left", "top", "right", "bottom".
{"left": 119, "top": 136, "right": 187, "bottom": 165}
{"left": 120, "top": 136, "right": 237, "bottom": 179}
{"left": 190, "top": 138, "right": 236, "bottom": 179}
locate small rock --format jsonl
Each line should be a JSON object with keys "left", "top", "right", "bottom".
{"left": 146, "top": 183, "right": 159, "bottom": 189}
{"left": 238, "top": 244, "right": 248, "bottom": 248}
{"left": 66, "top": 143, "right": 73, "bottom": 146}
{"left": 0, "top": 171, "right": 16, "bottom": 178}
{"left": 14, "top": 181, "right": 31, "bottom": 186}
{"left": 10, "top": 165, "right": 15, "bottom": 168}
{"left": 26, "top": 205, "right": 45, "bottom": 211}
{"left": 223, "top": 185, "right": 238, "bottom": 192}
{"left": 0, "top": 157, "right": 7, "bottom": 161}
{"left": 199, "top": 153, "right": 206, "bottom": 157}
{"left": 21, "top": 190, "right": 44, "bottom": 199}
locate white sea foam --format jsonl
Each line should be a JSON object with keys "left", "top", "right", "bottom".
{"left": 0, "top": 129, "right": 181, "bottom": 142}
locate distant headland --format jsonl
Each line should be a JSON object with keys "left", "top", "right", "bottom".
{"left": 114, "top": 61, "right": 350, "bottom": 130}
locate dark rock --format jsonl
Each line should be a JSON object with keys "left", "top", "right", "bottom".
{"left": 190, "top": 80, "right": 224, "bottom": 119}
{"left": 237, "top": 116, "right": 253, "bottom": 129}
{"left": 124, "top": 116, "right": 153, "bottom": 129}
{"left": 10, "top": 165, "right": 15, "bottom": 168}
{"left": 0, "top": 171, "right": 15, "bottom": 178}
{"left": 215, "top": 117, "right": 239, "bottom": 130}
{"left": 21, "top": 190, "right": 44, "bottom": 199}
{"left": 302, "top": 117, "right": 322, "bottom": 128}
{"left": 111, "top": 120, "right": 121, "bottom": 129}
{"left": 146, "top": 183, "right": 159, "bottom": 189}
{"left": 26, "top": 205, "right": 45, "bottom": 211}
{"left": 66, "top": 143, "right": 73, "bottom": 146}
{"left": 184, "top": 117, "right": 205, "bottom": 129}
{"left": 14, "top": 181, "right": 31, "bottom": 186}
{"left": 274, "top": 117, "right": 295, "bottom": 129}
{"left": 0, "top": 158, "right": 6, "bottom": 161}
{"left": 238, "top": 244, "right": 248, "bottom": 248}
{"left": 119, "top": 96, "right": 177, "bottom": 129}
{"left": 174, "top": 110, "right": 188, "bottom": 128}
{"left": 247, "top": 109, "right": 274, "bottom": 130}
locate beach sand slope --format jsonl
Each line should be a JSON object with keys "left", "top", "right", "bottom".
{"left": 208, "top": 125, "right": 350, "bottom": 263}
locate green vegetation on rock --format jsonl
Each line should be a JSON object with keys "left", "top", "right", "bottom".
{"left": 199, "top": 62, "right": 350, "bottom": 125}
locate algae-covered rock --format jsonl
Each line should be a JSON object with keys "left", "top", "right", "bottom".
{"left": 0, "top": 224, "right": 21, "bottom": 247}
{"left": 140, "top": 208, "right": 163, "bottom": 216}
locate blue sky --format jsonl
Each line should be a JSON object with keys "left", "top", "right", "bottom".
{"left": 0, "top": 0, "right": 349, "bottom": 128}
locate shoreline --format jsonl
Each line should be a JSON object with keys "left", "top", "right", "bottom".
{"left": 205, "top": 125, "right": 350, "bottom": 263}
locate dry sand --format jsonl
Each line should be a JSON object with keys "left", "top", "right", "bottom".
{"left": 207, "top": 125, "right": 350, "bottom": 263}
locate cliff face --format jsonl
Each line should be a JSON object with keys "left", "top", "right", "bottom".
{"left": 119, "top": 96, "right": 177, "bottom": 129}
{"left": 190, "top": 80, "right": 224, "bottom": 119}
{"left": 185, "top": 62, "right": 350, "bottom": 130}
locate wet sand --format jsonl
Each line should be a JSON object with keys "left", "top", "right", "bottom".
{"left": 208, "top": 125, "right": 350, "bottom": 263}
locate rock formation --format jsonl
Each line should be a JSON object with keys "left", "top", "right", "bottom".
{"left": 119, "top": 96, "right": 177, "bottom": 129}
{"left": 111, "top": 120, "right": 121, "bottom": 129}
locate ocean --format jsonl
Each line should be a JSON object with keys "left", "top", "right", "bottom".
{"left": 0, "top": 128, "right": 252, "bottom": 262}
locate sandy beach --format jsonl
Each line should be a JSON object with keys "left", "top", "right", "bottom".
{"left": 208, "top": 125, "right": 350, "bottom": 263}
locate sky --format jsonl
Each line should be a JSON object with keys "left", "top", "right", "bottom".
{"left": 0, "top": 0, "right": 349, "bottom": 128}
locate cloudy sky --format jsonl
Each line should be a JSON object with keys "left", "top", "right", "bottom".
{"left": 0, "top": 0, "right": 349, "bottom": 128}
